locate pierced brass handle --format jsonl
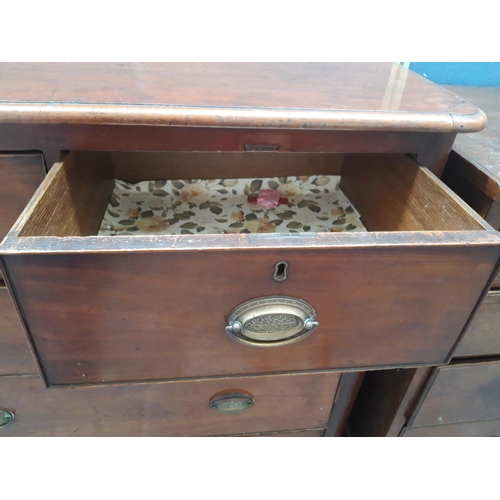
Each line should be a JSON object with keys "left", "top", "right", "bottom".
{"left": 0, "top": 409, "right": 14, "bottom": 428}
{"left": 226, "top": 296, "right": 318, "bottom": 347}
{"left": 209, "top": 392, "right": 255, "bottom": 414}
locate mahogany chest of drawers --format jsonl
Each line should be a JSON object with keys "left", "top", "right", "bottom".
{"left": 0, "top": 63, "right": 497, "bottom": 436}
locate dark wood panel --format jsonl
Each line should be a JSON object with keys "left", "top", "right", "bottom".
{"left": 454, "top": 291, "right": 500, "bottom": 358}
{"left": 0, "top": 154, "right": 45, "bottom": 242}
{"left": 325, "top": 372, "right": 365, "bottom": 437}
{"left": 410, "top": 361, "right": 500, "bottom": 428}
{"left": 442, "top": 150, "right": 500, "bottom": 207}
{"left": 0, "top": 64, "right": 484, "bottom": 132}
{"left": 403, "top": 419, "right": 500, "bottom": 437}
{"left": 347, "top": 367, "right": 433, "bottom": 437}
{"left": 0, "top": 288, "right": 37, "bottom": 375}
{"left": 3, "top": 243, "right": 498, "bottom": 385}
{"left": 112, "top": 151, "right": 344, "bottom": 183}
{"left": 0, "top": 371, "right": 340, "bottom": 436}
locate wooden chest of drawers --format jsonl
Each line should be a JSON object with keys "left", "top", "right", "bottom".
{"left": 0, "top": 63, "right": 496, "bottom": 436}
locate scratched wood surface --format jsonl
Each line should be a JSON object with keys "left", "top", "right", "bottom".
{"left": 0, "top": 63, "right": 485, "bottom": 132}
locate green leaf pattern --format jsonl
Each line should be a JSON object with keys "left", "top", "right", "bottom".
{"left": 99, "top": 176, "right": 366, "bottom": 235}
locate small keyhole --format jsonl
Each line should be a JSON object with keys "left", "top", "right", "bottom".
{"left": 273, "top": 261, "right": 288, "bottom": 282}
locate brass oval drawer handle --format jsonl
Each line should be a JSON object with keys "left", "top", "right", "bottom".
{"left": 0, "top": 409, "right": 15, "bottom": 428}
{"left": 225, "top": 296, "right": 318, "bottom": 347}
{"left": 209, "top": 392, "right": 255, "bottom": 414}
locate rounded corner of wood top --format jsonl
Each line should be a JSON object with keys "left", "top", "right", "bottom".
{"left": 450, "top": 105, "right": 488, "bottom": 133}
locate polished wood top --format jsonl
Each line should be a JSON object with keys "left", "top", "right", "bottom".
{"left": 0, "top": 63, "right": 486, "bottom": 132}
{"left": 444, "top": 85, "right": 500, "bottom": 195}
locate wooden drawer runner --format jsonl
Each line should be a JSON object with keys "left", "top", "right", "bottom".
{"left": 454, "top": 290, "right": 500, "bottom": 358}
{"left": 0, "top": 287, "right": 37, "bottom": 375}
{"left": 0, "top": 371, "right": 340, "bottom": 436}
{"left": 409, "top": 361, "right": 500, "bottom": 429}
{"left": 1, "top": 151, "right": 499, "bottom": 386}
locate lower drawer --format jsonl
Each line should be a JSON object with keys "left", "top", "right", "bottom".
{"left": 0, "top": 371, "right": 340, "bottom": 436}
{"left": 408, "top": 361, "right": 500, "bottom": 429}
{"left": 454, "top": 290, "right": 500, "bottom": 358}
{"left": 0, "top": 287, "right": 37, "bottom": 375}
{"left": 403, "top": 420, "right": 500, "bottom": 437}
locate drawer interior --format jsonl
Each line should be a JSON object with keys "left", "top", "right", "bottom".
{"left": 13, "top": 151, "right": 488, "bottom": 238}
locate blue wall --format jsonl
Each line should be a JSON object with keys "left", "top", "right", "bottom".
{"left": 409, "top": 63, "right": 500, "bottom": 86}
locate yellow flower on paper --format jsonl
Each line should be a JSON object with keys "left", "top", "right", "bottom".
{"left": 278, "top": 183, "right": 303, "bottom": 200}
{"left": 135, "top": 216, "right": 169, "bottom": 234}
{"left": 243, "top": 218, "right": 277, "bottom": 233}
{"left": 231, "top": 211, "right": 244, "bottom": 221}
{"left": 126, "top": 207, "right": 141, "bottom": 218}
{"left": 179, "top": 183, "right": 209, "bottom": 203}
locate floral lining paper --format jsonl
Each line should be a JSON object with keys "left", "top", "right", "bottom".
{"left": 98, "top": 175, "right": 366, "bottom": 236}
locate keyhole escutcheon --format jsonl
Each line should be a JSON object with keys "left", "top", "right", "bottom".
{"left": 273, "top": 261, "right": 289, "bottom": 282}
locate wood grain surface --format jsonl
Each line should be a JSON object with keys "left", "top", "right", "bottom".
{"left": 0, "top": 288, "right": 37, "bottom": 375}
{"left": 3, "top": 244, "right": 498, "bottom": 385}
{"left": 340, "top": 154, "right": 487, "bottom": 231}
{"left": 18, "top": 153, "right": 114, "bottom": 237}
{"left": 409, "top": 361, "right": 500, "bottom": 428}
{"left": 0, "top": 371, "right": 340, "bottom": 436}
{"left": 0, "top": 63, "right": 486, "bottom": 132}
{"left": 454, "top": 290, "right": 500, "bottom": 358}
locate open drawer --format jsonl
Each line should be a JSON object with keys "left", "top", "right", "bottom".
{"left": 1, "top": 151, "right": 499, "bottom": 386}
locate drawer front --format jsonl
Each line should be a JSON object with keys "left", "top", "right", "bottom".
{"left": 0, "top": 288, "right": 37, "bottom": 375}
{"left": 409, "top": 361, "right": 500, "bottom": 429}
{"left": 403, "top": 420, "right": 500, "bottom": 437}
{"left": 0, "top": 371, "right": 340, "bottom": 437}
{"left": 0, "top": 154, "right": 45, "bottom": 243}
{"left": 4, "top": 246, "right": 497, "bottom": 385}
{"left": 454, "top": 290, "right": 500, "bottom": 358}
